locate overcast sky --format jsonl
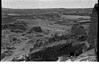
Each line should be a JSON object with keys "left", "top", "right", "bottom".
{"left": 2, "top": 0, "right": 98, "bottom": 9}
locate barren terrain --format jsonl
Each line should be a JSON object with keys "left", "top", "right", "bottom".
{"left": 1, "top": 8, "right": 97, "bottom": 61}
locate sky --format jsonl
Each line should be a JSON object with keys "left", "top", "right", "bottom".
{"left": 2, "top": 0, "right": 98, "bottom": 9}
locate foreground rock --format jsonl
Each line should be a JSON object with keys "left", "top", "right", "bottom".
{"left": 74, "top": 49, "right": 97, "bottom": 61}
{"left": 27, "top": 42, "right": 87, "bottom": 61}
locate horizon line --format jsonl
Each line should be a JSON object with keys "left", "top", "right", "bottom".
{"left": 2, "top": 7, "right": 93, "bottom": 9}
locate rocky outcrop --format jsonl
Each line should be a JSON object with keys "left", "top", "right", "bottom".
{"left": 2, "top": 24, "right": 27, "bottom": 32}
{"left": 88, "top": 3, "right": 98, "bottom": 42}
{"left": 74, "top": 49, "right": 97, "bottom": 61}
{"left": 71, "top": 24, "right": 87, "bottom": 36}
{"left": 28, "top": 26, "right": 42, "bottom": 33}
{"left": 27, "top": 42, "right": 87, "bottom": 61}
{"left": 87, "top": 3, "right": 98, "bottom": 50}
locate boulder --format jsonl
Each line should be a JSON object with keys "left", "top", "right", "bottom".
{"left": 28, "top": 26, "right": 42, "bottom": 33}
